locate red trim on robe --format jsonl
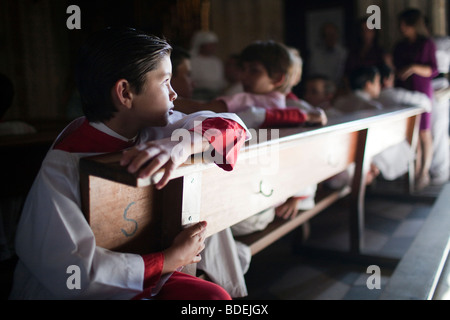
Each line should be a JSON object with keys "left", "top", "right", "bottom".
{"left": 292, "top": 195, "right": 310, "bottom": 201}
{"left": 261, "top": 108, "right": 307, "bottom": 128}
{"left": 189, "top": 117, "right": 247, "bottom": 171}
{"left": 53, "top": 120, "right": 164, "bottom": 298}
{"left": 286, "top": 92, "right": 300, "bottom": 101}
{"left": 53, "top": 119, "right": 135, "bottom": 153}
{"left": 132, "top": 252, "right": 165, "bottom": 300}
{"left": 152, "top": 271, "right": 232, "bottom": 300}
{"left": 53, "top": 117, "right": 245, "bottom": 298}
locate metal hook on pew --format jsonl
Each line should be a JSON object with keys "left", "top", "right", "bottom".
{"left": 258, "top": 180, "right": 273, "bottom": 197}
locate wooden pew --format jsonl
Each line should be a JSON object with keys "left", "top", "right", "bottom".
{"left": 0, "top": 121, "right": 68, "bottom": 299}
{"left": 237, "top": 107, "right": 422, "bottom": 260}
{"left": 0, "top": 132, "right": 58, "bottom": 198}
{"left": 0, "top": 119, "right": 70, "bottom": 199}
{"left": 79, "top": 106, "right": 424, "bottom": 266}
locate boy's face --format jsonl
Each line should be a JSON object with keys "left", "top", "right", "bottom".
{"left": 366, "top": 73, "right": 381, "bottom": 99}
{"left": 383, "top": 73, "right": 395, "bottom": 89}
{"left": 304, "top": 79, "right": 329, "bottom": 107}
{"left": 132, "top": 55, "right": 177, "bottom": 127}
{"left": 240, "top": 61, "right": 278, "bottom": 94}
{"left": 399, "top": 21, "right": 415, "bottom": 39}
{"left": 171, "top": 58, "right": 194, "bottom": 99}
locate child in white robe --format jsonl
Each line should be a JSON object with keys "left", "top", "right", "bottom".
{"left": 196, "top": 41, "right": 325, "bottom": 297}
{"left": 9, "top": 27, "right": 251, "bottom": 300}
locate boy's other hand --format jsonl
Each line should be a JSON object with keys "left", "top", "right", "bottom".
{"left": 275, "top": 197, "right": 300, "bottom": 220}
{"left": 162, "top": 221, "right": 207, "bottom": 274}
{"left": 306, "top": 107, "right": 328, "bottom": 126}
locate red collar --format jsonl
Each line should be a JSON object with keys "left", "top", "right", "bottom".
{"left": 53, "top": 119, "right": 135, "bottom": 153}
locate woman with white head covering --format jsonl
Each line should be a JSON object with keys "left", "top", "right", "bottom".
{"left": 190, "top": 30, "right": 227, "bottom": 100}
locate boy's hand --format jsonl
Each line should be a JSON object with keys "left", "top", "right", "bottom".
{"left": 397, "top": 65, "right": 415, "bottom": 81}
{"left": 120, "top": 132, "right": 210, "bottom": 189}
{"left": 275, "top": 197, "right": 300, "bottom": 220}
{"left": 162, "top": 221, "right": 207, "bottom": 274}
{"left": 305, "top": 107, "right": 328, "bottom": 126}
{"left": 120, "top": 137, "right": 191, "bottom": 189}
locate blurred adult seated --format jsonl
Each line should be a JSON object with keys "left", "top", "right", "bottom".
{"left": 190, "top": 30, "right": 227, "bottom": 101}
{"left": 307, "top": 22, "right": 348, "bottom": 87}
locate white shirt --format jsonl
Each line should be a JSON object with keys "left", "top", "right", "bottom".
{"left": 332, "top": 90, "right": 383, "bottom": 114}
{"left": 377, "top": 87, "right": 432, "bottom": 112}
{"left": 191, "top": 55, "right": 227, "bottom": 92}
{"left": 308, "top": 44, "right": 348, "bottom": 84}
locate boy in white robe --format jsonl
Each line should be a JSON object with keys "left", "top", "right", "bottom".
{"left": 332, "top": 66, "right": 383, "bottom": 115}
{"left": 197, "top": 41, "right": 325, "bottom": 297}
{"left": 9, "top": 27, "right": 251, "bottom": 300}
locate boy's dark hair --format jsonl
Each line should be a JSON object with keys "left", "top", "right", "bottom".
{"left": 0, "top": 73, "right": 14, "bottom": 119}
{"left": 378, "top": 64, "right": 393, "bottom": 84}
{"left": 304, "top": 74, "right": 336, "bottom": 96}
{"left": 398, "top": 8, "right": 429, "bottom": 38}
{"left": 170, "top": 46, "right": 191, "bottom": 77}
{"left": 75, "top": 27, "right": 172, "bottom": 122}
{"left": 349, "top": 66, "right": 379, "bottom": 91}
{"left": 239, "top": 40, "right": 291, "bottom": 79}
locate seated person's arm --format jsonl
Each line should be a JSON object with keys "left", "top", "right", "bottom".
{"left": 162, "top": 221, "right": 207, "bottom": 274}
{"left": 398, "top": 64, "right": 436, "bottom": 80}
{"left": 136, "top": 221, "right": 208, "bottom": 299}
{"left": 121, "top": 116, "right": 247, "bottom": 188}
{"left": 237, "top": 105, "right": 327, "bottom": 129}
{"left": 120, "top": 131, "right": 210, "bottom": 189}
{"left": 287, "top": 99, "right": 328, "bottom": 126}
{"left": 305, "top": 107, "right": 328, "bottom": 126}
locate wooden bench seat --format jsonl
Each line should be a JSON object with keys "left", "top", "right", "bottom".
{"left": 380, "top": 183, "right": 450, "bottom": 300}
{"left": 235, "top": 185, "right": 351, "bottom": 255}
{"left": 0, "top": 132, "right": 57, "bottom": 198}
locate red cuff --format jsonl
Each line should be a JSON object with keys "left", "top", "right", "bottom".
{"left": 190, "top": 117, "right": 246, "bottom": 171}
{"left": 261, "top": 108, "right": 307, "bottom": 128}
{"left": 286, "top": 92, "right": 300, "bottom": 101}
{"left": 292, "top": 195, "right": 310, "bottom": 201}
{"left": 132, "top": 252, "right": 164, "bottom": 300}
